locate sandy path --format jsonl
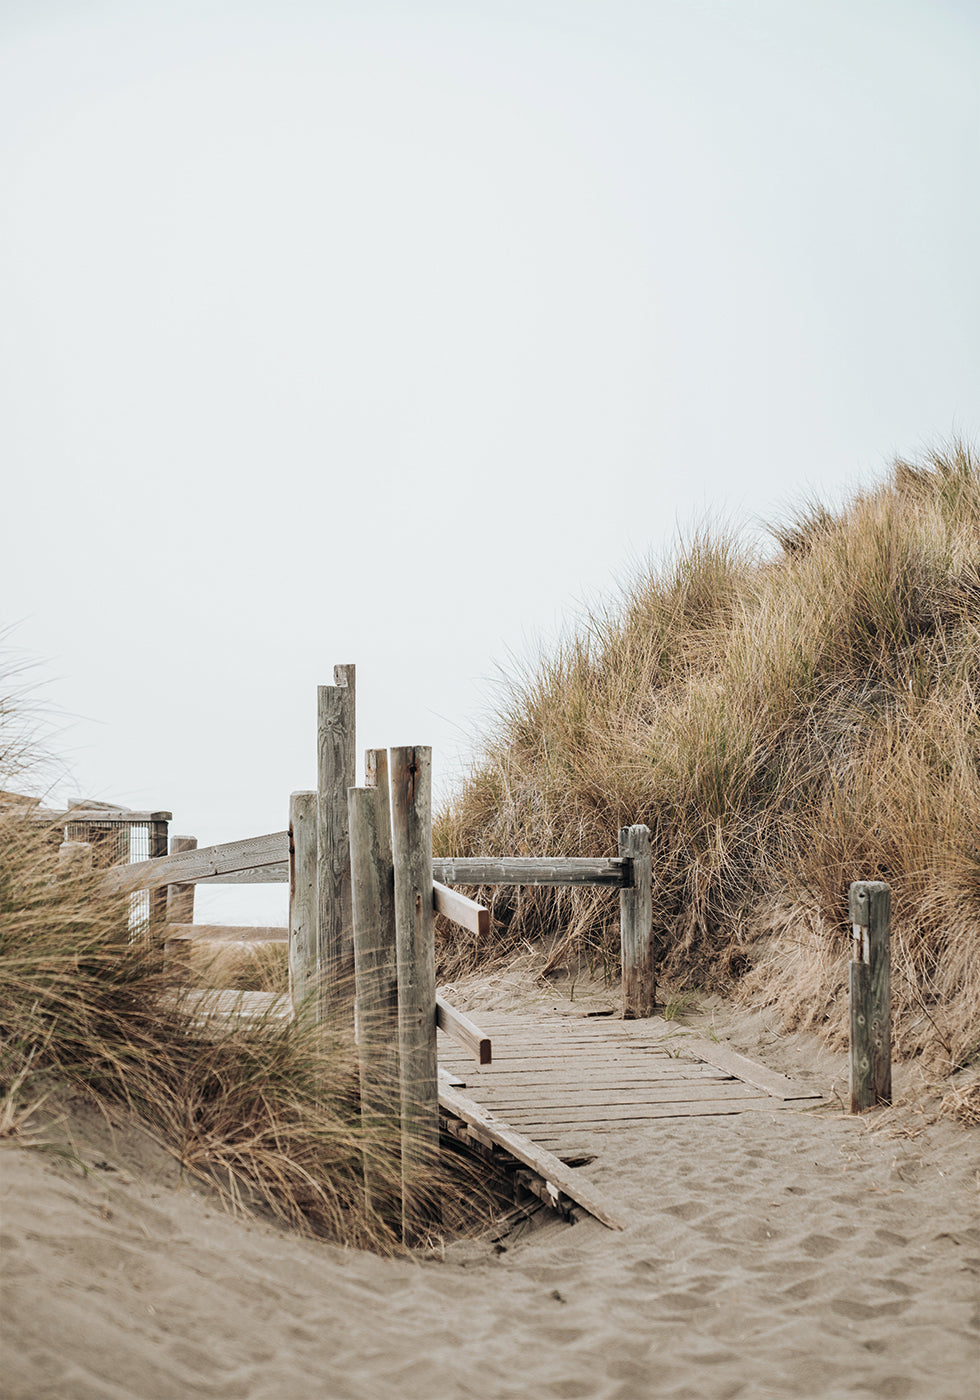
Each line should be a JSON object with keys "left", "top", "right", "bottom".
{"left": 2, "top": 1011, "right": 977, "bottom": 1400}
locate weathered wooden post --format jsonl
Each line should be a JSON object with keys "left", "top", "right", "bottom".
{"left": 390, "top": 745, "right": 439, "bottom": 1241}
{"left": 848, "top": 880, "right": 892, "bottom": 1113}
{"left": 166, "top": 835, "right": 197, "bottom": 925}
{"left": 289, "top": 791, "right": 318, "bottom": 1016}
{"left": 620, "top": 824, "right": 655, "bottom": 1018}
{"left": 317, "top": 665, "right": 356, "bottom": 1024}
{"left": 348, "top": 750, "right": 401, "bottom": 1213}
{"left": 148, "top": 815, "right": 170, "bottom": 925}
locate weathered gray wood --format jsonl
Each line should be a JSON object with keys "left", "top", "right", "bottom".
{"left": 348, "top": 754, "right": 401, "bottom": 1189}
{"left": 166, "top": 836, "right": 197, "bottom": 924}
{"left": 848, "top": 881, "right": 892, "bottom": 1111}
{"left": 288, "top": 792, "right": 318, "bottom": 1017}
{"left": 432, "top": 857, "right": 630, "bottom": 887}
{"left": 435, "top": 994, "right": 492, "bottom": 1065}
{"left": 166, "top": 923, "right": 288, "bottom": 944}
{"left": 391, "top": 746, "right": 438, "bottom": 1240}
{"left": 175, "top": 988, "right": 291, "bottom": 1027}
{"left": 148, "top": 817, "right": 169, "bottom": 924}
{"left": 461, "top": 1083, "right": 770, "bottom": 1109}
{"left": 42, "top": 807, "right": 172, "bottom": 824}
{"left": 432, "top": 882, "right": 490, "bottom": 937}
{"left": 102, "top": 831, "right": 289, "bottom": 891}
{"left": 199, "top": 863, "right": 289, "bottom": 884}
{"left": 619, "top": 825, "right": 655, "bottom": 1018}
{"left": 317, "top": 666, "right": 356, "bottom": 1022}
{"left": 437, "top": 1081, "right": 625, "bottom": 1230}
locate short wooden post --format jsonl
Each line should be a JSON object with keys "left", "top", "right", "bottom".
{"left": 620, "top": 824, "right": 655, "bottom": 1018}
{"left": 348, "top": 750, "right": 401, "bottom": 1213}
{"left": 58, "top": 840, "right": 93, "bottom": 874}
{"left": 148, "top": 816, "right": 169, "bottom": 925}
{"left": 288, "top": 791, "right": 318, "bottom": 1017}
{"left": 166, "top": 836, "right": 197, "bottom": 924}
{"left": 848, "top": 881, "right": 892, "bottom": 1112}
{"left": 317, "top": 665, "right": 356, "bottom": 1024}
{"left": 390, "top": 746, "right": 438, "bottom": 1241}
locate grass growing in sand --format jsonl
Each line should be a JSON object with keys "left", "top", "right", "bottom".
{"left": 0, "top": 812, "right": 477, "bottom": 1252}
{"left": 435, "top": 441, "right": 980, "bottom": 1076}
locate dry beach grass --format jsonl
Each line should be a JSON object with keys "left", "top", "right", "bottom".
{"left": 1, "top": 443, "right": 978, "bottom": 1397}
{"left": 435, "top": 441, "right": 980, "bottom": 1075}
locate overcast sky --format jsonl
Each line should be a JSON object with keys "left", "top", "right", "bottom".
{"left": 2, "top": 0, "right": 977, "bottom": 923}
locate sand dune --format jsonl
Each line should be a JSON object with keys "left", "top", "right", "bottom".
{"left": 2, "top": 1005, "right": 977, "bottom": 1400}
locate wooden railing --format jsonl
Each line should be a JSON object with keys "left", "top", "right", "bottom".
{"left": 94, "top": 663, "right": 656, "bottom": 1235}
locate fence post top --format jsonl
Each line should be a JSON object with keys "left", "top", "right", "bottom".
{"left": 848, "top": 881, "right": 892, "bottom": 925}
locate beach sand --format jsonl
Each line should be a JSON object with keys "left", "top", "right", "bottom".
{"left": 2, "top": 990, "right": 977, "bottom": 1400}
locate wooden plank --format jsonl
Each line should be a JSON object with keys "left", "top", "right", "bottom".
{"left": 501, "top": 1097, "right": 812, "bottom": 1129}
{"left": 438, "top": 1081, "right": 625, "bottom": 1230}
{"left": 433, "top": 882, "right": 490, "bottom": 937}
{"left": 391, "top": 746, "right": 439, "bottom": 1242}
{"left": 166, "top": 836, "right": 197, "bottom": 924}
{"left": 39, "top": 807, "right": 172, "bottom": 823}
{"left": 619, "top": 825, "right": 655, "bottom": 1018}
{"left": 317, "top": 666, "right": 356, "bottom": 1021}
{"left": 646, "top": 1023, "right": 823, "bottom": 1100}
{"left": 349, "top": 753, "right": 401, "bottom": 1155}
{"left": 466, "top": 1083, "right": 768, "bottom": 1109}
{"left": 175, "top": 988, "right": 291, "bottom": 1024}
{"left": 435, "top": 994, "right": 492, "bottom": 1065}
{"left": 102, "top": 831, "right": 289, "bottom": 892}
{"left": 202, "top": 863, "right": 289, "bottom": 884}
{"left": 165, "top": 923, "right": 288, "bottom": 944}
{"left": 431, "top": 857, "right": 630, "bottom": 887}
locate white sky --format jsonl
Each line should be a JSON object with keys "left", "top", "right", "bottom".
{"left": 2, "top": 0, "right": 977, "bottom": 922}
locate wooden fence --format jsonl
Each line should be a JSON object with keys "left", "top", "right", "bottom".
{"left": 94, "top": 664, "right": 657, "bottom": 1232}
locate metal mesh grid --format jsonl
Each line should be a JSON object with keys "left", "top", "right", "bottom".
{"left": 65, "top": 818, "right": 163, "bottom": 933}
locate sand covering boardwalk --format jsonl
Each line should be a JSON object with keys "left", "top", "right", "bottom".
{"left": 438, "top": 1009, "right": 822, "bottom": 1164}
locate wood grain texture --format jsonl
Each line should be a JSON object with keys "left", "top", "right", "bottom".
{"left": 288, "top": 792, "right": 318, "bottom": 1017}
{"left": 619, "top": 825, "right": 654, "bottom": 1018}
{"left": 435, "top": 994, "right": 492, "bottom": 1065}
{"left": 102, "top": 831, "right": 289, "bottom": 891}
{"left": 165, "top": 924, "right": 288, "bottom": 944}
{"left": 317, "top": 666, "right": 356, "bottom": 1021}
{"left": 349, "top": 754, "right": 400, "bottom": 1145}
{"left": 437, "top": 1081, "right": 625, "bottom": 1230}
{"left": 433, "top": 882, "right": 490, "bottom": 937}
{"left": 391, "top": 746, "right": 438, "bottom": 1240}
{"left": 166, "top": 836, "right": 197, "bottom": 925}
{"left": 848, "top": 880, "right": 892, "bottom": 1111}
{"left": 148, "top": 818, "right": 169, "bottom": 925}
{"left": 431, "top": 857, "right": 630, "bottom": 887}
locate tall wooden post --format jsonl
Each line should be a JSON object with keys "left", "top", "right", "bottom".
{"left": 289, "top": 791, "right": 318, "bottom": 1016}
{"left": 848, "top": 881, "right": 892, "bottom": 1113}
{"left": 317, "top": 665, "right": 356, "bottom": 1023}
{"left": 148, "top": 815, "right": 170, "bottom": 925}
{"left": 166, "top": 836, "right": 198, "bottom": 925}
{"left": 390, "top": 745, "right": 438, "bottom": 1241}
{"left": 620, "top": 824, "right": 655, "bottom": 1018}
{"left": 348, "top": 750, "right": 400, "bottom": 1214}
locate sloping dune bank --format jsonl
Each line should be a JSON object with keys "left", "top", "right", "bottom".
{"left": 2, "top": 1012, "right": 977, "bottom": 1400}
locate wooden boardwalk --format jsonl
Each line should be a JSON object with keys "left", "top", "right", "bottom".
{"left": 438, "top": 1009, "right": 823, "bottom": 1161}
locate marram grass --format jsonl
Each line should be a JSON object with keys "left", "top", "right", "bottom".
{"left": 0, "top": 814, "right": 479, "bottom": 1252}
{"left": 435, "top": 441, "right": 980, "bottom": 1073}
